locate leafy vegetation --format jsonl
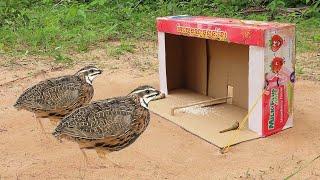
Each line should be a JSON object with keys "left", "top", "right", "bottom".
{"left": 0, "top": 0, "right": 319, "bottom": 58}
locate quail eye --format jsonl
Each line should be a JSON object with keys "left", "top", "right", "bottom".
{"left": 146, "top": 90, "right": 150, "bottom": 94}
{"left": 89, "top": 70, "right": 94, "bottom": 73}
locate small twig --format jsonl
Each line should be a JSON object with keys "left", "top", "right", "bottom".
{"left": 50, "top": 66, "right": 65, "bottom": 72}
{"left": 0, "top": 66, "right": 65, "bottom": 87}
{"left": 53, "top": 0, "right": 65, "bottom": 7}
{"left": 241, "top": 7, "right": 268, "bottom": 14}
{"left": 133, "top": 0, "right": 145, "bottom": 9}
{"left": 241, "top": 7, "right": 267, "bottom": 14}
{"left": 284, "top": 154, "right": 320, "bottom": 179}
{"left": 241, "top": 6, "right": 310, "bottom": 15}
{"left": 285, "top": 7, "right": 309, "bottom": 13}
{"left": 0, "top": 76, "right": 30, "bottom": 88}
{"left": 0, "top": 128, "right": 7, "bottom": 133}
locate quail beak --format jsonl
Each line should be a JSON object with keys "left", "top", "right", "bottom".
{"left": 151, "top": 91, "right": 165, "bottom": 101}
{"left": 92, "top": 69, "right": 103, "bottom": 76}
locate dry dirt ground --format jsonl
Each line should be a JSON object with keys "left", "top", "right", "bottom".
{"left": 0, "top": 42, "right": 320, "bottom": 179}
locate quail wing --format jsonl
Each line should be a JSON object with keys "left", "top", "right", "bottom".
{"left": 15, "top": 76, "right": 83, "bottom": 111}
{"left": 54, "top": 97, "right": 137, "bottom": 140}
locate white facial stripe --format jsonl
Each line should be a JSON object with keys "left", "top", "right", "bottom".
{"left": 90, "top": 72, "right": 101, "bottom": 76}
{"left": 85, "top": 73, "right": 100, "bottom": 85}
{"left": 77, "top": 68, "right": 100, "bottom": 75}
{"left": 89, "top": 68, "right": 100, "bottom": 72}
{"left": 85, "top": 76, "right": 92, "bottom": 85}
{"left": 140, "top": 98, "right": 148, "bottom": 109}
{"left": 140, "top": 92, "right": 159, "bottom": 109}
{"left": 131, "top": 88, "right": 156, "bottom": 95}
{"left": 145, "top": 92, "right": 158, "bottom": 99}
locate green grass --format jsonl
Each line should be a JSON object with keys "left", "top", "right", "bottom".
{"left": 0, "top": 0, "right": 319, "bottom": 57}
{"left": 296, "top": 64, "right": 305, "bottom": 75}
{"left": 295, "top": 18, "right": 320, "bottom": 53}
{"left": 107, "top": 41, "right": 135, "bottom": 58}
{"left": 53, "top": 52, "right": 74, "bottom": 64}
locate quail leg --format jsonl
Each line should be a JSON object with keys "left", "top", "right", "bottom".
{"left": 33, "top": 114, "right": 55, "bottom": 143}
{"left": 78, "top": 148, "right": 88, "bottom": 178}
{"left": 34, "top": 113, "right": 46, "bottom": 134}
{"left": 48, "top": 116, "right": 61, "bottom": 126}
{"left": 96, "top": 149, "right": 123, "bottom": 168}
{"left": 79, "top": 146, "right": 105, "bottom": 169}
{"left": 80, "top": 148, "right": 89, "bottom": 168}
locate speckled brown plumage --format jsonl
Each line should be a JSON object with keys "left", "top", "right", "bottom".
{"left": 14, "top": 66, "right": 102, "bottom": 120}
{"left": 53, "top": 86, "right": 161, "bottom": 154}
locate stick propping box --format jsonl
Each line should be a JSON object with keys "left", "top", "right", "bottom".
{"left": 149, "top": 15, "right": 295, "bottom": 148}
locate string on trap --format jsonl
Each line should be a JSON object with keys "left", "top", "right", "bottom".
{"left": 220, "top": 89, "right": 267, "bottom": 154}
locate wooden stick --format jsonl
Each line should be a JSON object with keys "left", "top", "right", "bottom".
{"left": 201, "top": 99, "right": 229, "bottom": 108}
{"left": 171, "top": 96, "right": 232, "bottom": 116}
{"left": 219, "top": 121, "right": 239, "bottom": 133}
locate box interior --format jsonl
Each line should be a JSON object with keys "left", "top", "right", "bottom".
{"left": 150, "top": 34, "right": 260, "bottom": 148}
{"left": 165, "top": 34, "right": 248, "bottom": 109}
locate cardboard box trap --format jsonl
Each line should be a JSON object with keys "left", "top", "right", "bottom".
{"left": 150, "top": 16, "right": 296, "bottom": 148}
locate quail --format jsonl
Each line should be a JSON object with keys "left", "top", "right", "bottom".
{"left": 14, "top": 65, "right": 103, "bottom": 133}
{"left": 52, "top": 85, "right": 162, "bottom": 167}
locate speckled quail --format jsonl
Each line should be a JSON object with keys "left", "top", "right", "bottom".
{"left": 52, "top": 85, "right": 161, "bottom": 167}
{"left": 14, "top": 66, "right": 103, "bottom": 133}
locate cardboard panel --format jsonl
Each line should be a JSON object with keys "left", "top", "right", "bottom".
{"left": 208, "top": 40, "right": 249, "bottom": 109}
{"left": 149, "top": 89, "right": 260, "bottom": 148}
{"left": 262, "top": 27, "right": 295, "bottom": 136}
{"left": 165, "top": 34, "right": 184, "bottom": 91}
{"left": 182, "top": 37, "right": 207, "bottom": 95}
{"left": 248, "top": 46, "right": 264, "bottom": 135}
{"left": 165, "top": 34, "right": 207, "bottom": 95}
{"left": 158, "top": 32, "right": 168, "bottom": 94}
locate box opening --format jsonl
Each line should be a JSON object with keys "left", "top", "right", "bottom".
{"left": 165, "top": 33, "right": 248, "bottom": 110}
{"left": 150, "top": 34, "right": 256, "bottom": 148}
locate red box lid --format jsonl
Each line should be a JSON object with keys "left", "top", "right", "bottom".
{"left": 156, "top": 16, "right": 295, "bottom": 47}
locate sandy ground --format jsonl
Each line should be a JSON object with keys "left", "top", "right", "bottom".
{"left": 1, "top": 45, "right": 320, "bottom": 179}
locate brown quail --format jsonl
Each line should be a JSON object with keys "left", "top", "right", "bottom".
{"left": 52, "top": 85, "right": 161, "bottom": 167}
{"left": 14, "top": 66, "right": 103, "bottom": 132}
